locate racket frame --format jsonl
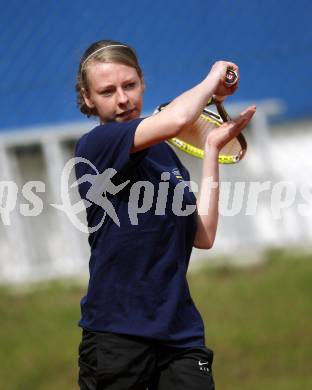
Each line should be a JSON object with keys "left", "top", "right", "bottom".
{"left": 156, "top": 98, "right": 247, "bottom": 164}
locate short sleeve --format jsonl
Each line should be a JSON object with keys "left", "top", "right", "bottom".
{"left": 75, "top": 118, "right": 144, "bottom": 173}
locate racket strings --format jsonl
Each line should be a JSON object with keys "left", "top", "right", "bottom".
{"left": 156, "top": 101, "right": 246, "bottom": 163}
{"left": 202, "top": 113, "right": 242, "bottom": 158}
{"left": 177, "top": 112, "right": 242, "bottom": 158}
{"left": 179, "top": 115, "right": 216, "bottom": 148}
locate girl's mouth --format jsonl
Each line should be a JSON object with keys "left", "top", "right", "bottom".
{"left": 116, "top": 109, "right": 135, "bottom": 119}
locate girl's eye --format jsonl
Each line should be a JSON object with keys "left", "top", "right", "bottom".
{"left": 101, "top": 89, "right": 114, "bottom": 97}
{"left": 125, "top": 82, "right": 136, "bottom": 90}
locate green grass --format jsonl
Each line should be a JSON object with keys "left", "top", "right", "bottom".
{"left": 0, "top": 248, "right": 311, "bottom": 389}
{"left": 189, "top": 248, "right": 312, "bottom": 389}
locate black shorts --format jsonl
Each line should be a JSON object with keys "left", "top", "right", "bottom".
{"left": 78, "top": 329, "right": 215, "bottom": 390}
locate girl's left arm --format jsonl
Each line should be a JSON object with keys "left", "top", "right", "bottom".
{"left": 193, "top": 105, "right": 256, "bottom": 249}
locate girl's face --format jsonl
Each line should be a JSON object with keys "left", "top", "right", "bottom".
{"left": 82, "top": 62, "right": 145, "bottom": 123}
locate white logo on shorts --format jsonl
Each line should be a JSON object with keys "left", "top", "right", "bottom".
{"left": 198, "top": 360, "right": 210, "bottom": 372}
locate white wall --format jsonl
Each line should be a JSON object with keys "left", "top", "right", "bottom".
{"left": 0, "top": 101, "right": 311, "bottom": 284}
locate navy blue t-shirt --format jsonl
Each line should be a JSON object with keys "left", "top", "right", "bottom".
{"left": 75, "top": 118, "right": 205, "bottom": 347}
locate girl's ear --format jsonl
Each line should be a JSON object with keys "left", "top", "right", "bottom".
{"left": 81, "top": 88, "right": 95, "bottom": 109}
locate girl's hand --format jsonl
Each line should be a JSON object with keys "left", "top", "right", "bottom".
{"left": 206, "top": 105, "right": 256, "bottom": 151}
{"left": 206, "top": 61, "right": 239, "bottom": 98}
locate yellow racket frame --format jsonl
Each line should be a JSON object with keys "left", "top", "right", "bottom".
{"left": 155, "top": 98, "right": 247, "bottom": 164}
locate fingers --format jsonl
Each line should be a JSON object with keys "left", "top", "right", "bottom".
{"left": 210, "top": 61, "right": 240, "bottom": 98}
{"left": 225, "top": 82, "right": 239, "bottom": 96}
{"left": 206, "top": 105, "right": 256, "bottom": 150}
{"left": 240, "top": 105, "right": 257, "bottom": 116}
{"left": 233, "top": 105, "right": 256, "bottom": 129}
{"left": 210, "top": 61, "right": 239, "bottom": 83}
{"left": 222, "top": 105, "right": 256, "bottom": 138}
{"left": 226, "top": 61, "right": 239, "bottom": 73}
{"left": 239, "top": 105, "right": 256, "bottom": 128}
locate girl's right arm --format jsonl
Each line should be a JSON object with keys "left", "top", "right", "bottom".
{"left": 132, "top": 61, "right": 238, "bottom": 153}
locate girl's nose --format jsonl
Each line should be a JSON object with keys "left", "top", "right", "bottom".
{"left": 117, "top": 88, "right": 129, "bottom": 105}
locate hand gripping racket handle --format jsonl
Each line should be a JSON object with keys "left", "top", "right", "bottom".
{"left": 224, "top": 68, "right": 238, "bottom": 86}
{"left": 207, "top": 68, "right": 238, "bottom": 120}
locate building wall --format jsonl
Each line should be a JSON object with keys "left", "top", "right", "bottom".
{"left": 0, "top": 101, "right": 311, "bottom": 284}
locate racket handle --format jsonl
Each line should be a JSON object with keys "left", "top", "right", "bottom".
{"left": 216, "top": 101, "right": 232, "bottom": 122}
{"left": 224, "top": 68, "right": 238, "bottom": 86}
{"left": 206, "top": 96, "right": 232, "bottom": 122}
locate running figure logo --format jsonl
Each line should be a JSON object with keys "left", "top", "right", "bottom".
{"left": 51, "top": 157, "right": 129, "bottom": 232}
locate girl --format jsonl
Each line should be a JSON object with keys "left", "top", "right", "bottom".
{"left": 75, "top": 39, "right": 256, "bottom": 390}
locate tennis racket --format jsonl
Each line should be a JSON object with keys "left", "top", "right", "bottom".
{"left": 154, "top": 70, "right": 247, "bottom": 164}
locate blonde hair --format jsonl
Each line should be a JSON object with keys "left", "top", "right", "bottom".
{"left": 76, "top": 40, "right": 143, "bottom": 117}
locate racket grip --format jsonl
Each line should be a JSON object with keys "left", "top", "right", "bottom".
{"left": 224, "top": 68, "right": 238, "bottom": 86}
